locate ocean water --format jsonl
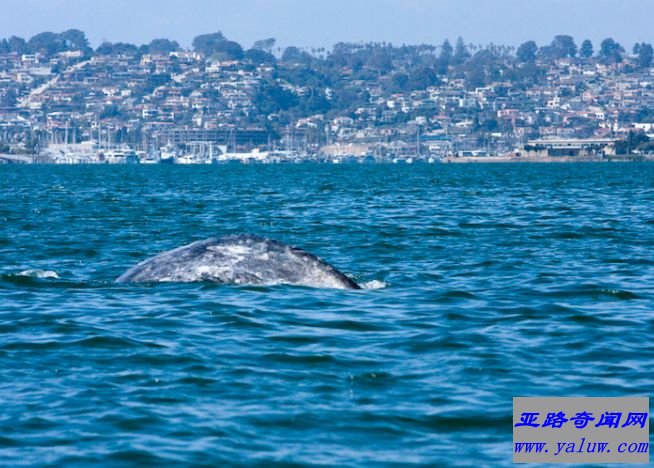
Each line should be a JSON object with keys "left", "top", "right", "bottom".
{"left": 1, "top": 163, "right": 653, "bottom": 465}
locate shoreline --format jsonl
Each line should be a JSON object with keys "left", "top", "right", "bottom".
{"left": 3, "top": 155, "right": 654, "bottom": 165}
{"left": 445, "top": 155, "right": 654, "bottom": 164}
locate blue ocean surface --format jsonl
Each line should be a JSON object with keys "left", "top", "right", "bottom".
{"left": 1, "top": 163, "right": 653, "bottom": 465}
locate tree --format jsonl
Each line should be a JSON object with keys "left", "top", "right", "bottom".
{"left": 599, "top": 38, "right": 624, "bottom": 64}
{"left": 96, "top": 42, "right": 113, "bottom": 55}
{"left": 281, "top": 46, "right": 312, "bottom": 64}
{"left": 252, "top": 38, "right": 276, "bottom": 53}
{"left": 213, "top": 40, "right": 243, "bottom": 60}
{"left": 192, "top": 32, "right": 244, "bottom": 59}
{"left": 60, "top": 29, "right": 90, "bottom": 52}
{"left": 453, "top": 37, "right": 470, "bottom": 64}
{"left": 438, "top": 39, "right": 453, "bottom": 74}
{"left": 28, "top": 32, "right": 64, "bottom": 57}
{"left": 25, "top": 30, "right": 91, "bottom": 57}
{"left": 580, "top": 39, "right": 593, "bottom": 58}
{"left": 7, "top": 36, "right": 28, "bottom": 54}
{"left": 335, "top": 86, "right": 370, "bottom": 113}
{"left": 465, "top": 66, "right": 486, "bottom": 89}
{"left": 113, "top": 42, "right": 139, "bottom": 56}
{"left": 147, "top": 38, "right": 180, "bottom": 55}
{"left": 99, "top": 104, "right": 124, "bottom": 119}
{"left": 192, "top": 32, "right": 226, "bottom": 55}
{"left": 408, "top": 66, "right": 439, "bottom": 90}
{"left": 298, "top": 88, "right": 331, "bottom": 114}
{"left": 244, "top": 48, "right": 276, "bottom": 65}
{"left": 551, "top": 35, "right": 577, "bottom": 58}
{"left": 635, "top": 43, "right": 653, "bottom": 68}
{"left": 368, "top": 51, "right": 393, "bottom": 74}
{"left": 517, "top": 41, "right": 538, "bottom": 63}
{"left": 615, "top": 130, "right": 650, "bottom": 154}
{"left": 96, "top": 42, "right": 138, "bottom": 56}
{"left": 390, "top": 72, "right": 409, "bottom": 92}
{"left": 254, "top": 81, "right": 299, "bottom": 115}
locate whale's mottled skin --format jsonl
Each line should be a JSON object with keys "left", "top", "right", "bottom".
{"left": 116, "top": 235, "right": 361, "bottom": 289}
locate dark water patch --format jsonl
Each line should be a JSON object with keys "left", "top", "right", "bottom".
{"left": 0, "top": 436, "right": 18, "bottom": 447}
{"left": 349, "top": 371, "right": 400, "bottom": 388}
{"left": 429, "top": 337, "right": 469, "bottom": 351}
{"left": 433, "top": 290, "right": 479, "bottom": 305}
{"left": 544, "top": 285, "right": 642, "bottom": 301}
{"left": 261, "top": 352, "right": 337, "bottom": 366}
{"left": 567, "top": 314, "right": 608, "bottom": 325}
{"left": 356, "top": 411, "right": 513, "bottom": 433}
{"left": 115, "top": 352, "right": 206, "bottom": 368}
{"left": 102, "top": 450, "right": 176, "bottom": 465}
{"left": 598, "top": 288, "right": 641, "bottom": 300}
{"left": 138, "top": 395, "right": 188, "bottom": 406}
{"left": 75, "top": 336, "right": 167, "bottom": 349}
{"left": 98, "top": 414, "right": 167, "bottom": 432}
{"left": 311, "top": 319, "right": 392, "bottom": 332}
{"left": 445, "top": 312, "right": 469, "bottom": 321}
{"left": 266, "top": 334, "right": 320, "bottom": 345}
{"left": 1, "top": 335, "right": 165, "bottom": 351}
{"left": 175, "top": 376, "right": 218, "bottom": 387}
{"left": 220, "top": 312, "right": 271, "bottom": 329}
{"left": 459, "top": 222, "right": 520, "bottom": 230}
{"left": 0, "top": 274, "right": 96, "bottom": 290}
{"left": 18, "top": 416, "right": 56, "bottom": 431}
{"left": 492, "top": 307, "right": 544, "bottom": 321}
{"left": 551, "top": 231, "right": 585, "bottom": 239}
{"left": 244, "top": 412, "right": 330, "bottom": 431}
{"left": 429, "top": 227, "right": 463, "bottom": 237}
{"left": 45, "top": 247, "right": 100, "bottom": 258}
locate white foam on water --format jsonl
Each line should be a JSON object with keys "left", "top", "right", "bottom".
{"left": 17, "top": 269, "right": 60, "bottom": 279}
{"left": 360, "top": 280, "right": 388, "bottom": 290}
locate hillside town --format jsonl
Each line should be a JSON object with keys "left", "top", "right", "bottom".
{"left": 0, "top": 30, "right": 653, "bottom": 163}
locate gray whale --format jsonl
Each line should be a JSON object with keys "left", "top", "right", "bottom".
{"left": 116, "top": 234, "right": 361, "bottom": 290}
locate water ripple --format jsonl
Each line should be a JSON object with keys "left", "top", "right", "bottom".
{"left": 0, "top": 163, "right": 653, "bottom": 465}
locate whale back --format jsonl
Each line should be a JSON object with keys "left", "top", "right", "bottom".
{"left": 116, "top": 235, "right": 361, "bottom": 290}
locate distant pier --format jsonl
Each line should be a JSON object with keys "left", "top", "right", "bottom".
{"left": 0, "top": 154, "right": 32, "bottom": 164}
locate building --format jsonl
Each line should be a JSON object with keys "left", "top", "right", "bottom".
{"left": 522, "top": 138, "right": 618, "bottom": 158}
